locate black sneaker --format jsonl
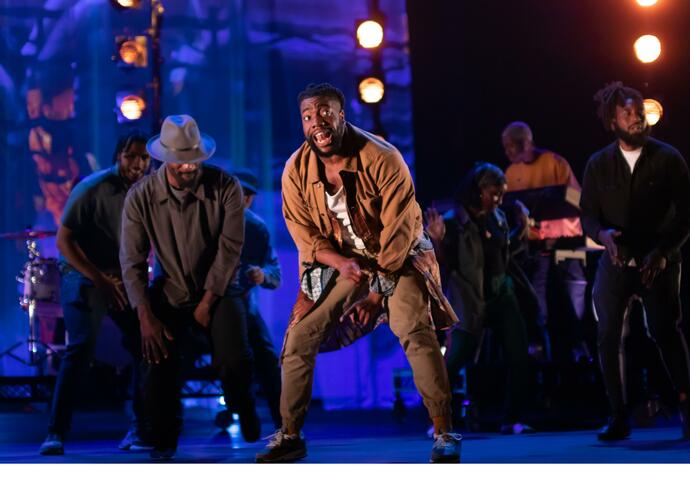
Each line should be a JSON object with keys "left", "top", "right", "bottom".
{"left": 39, "top": 433, "right": 64, "bottom": 456}
{"left": 430, "top": 432, "right": 462, "bottom": 463}
{"left": 239, "top": 407, "right": 262, "bottom": 443}
{"left": 597, "top": 417, "right": 631, "bottom": 441}
{"left": 150, "top": 447, "right": 176, "bottom": 461}
{"left": 118, "top": 428, "right": 154, "bottom": 451}
{"left": 255, "top": 430, "right": 307, "bottom": 463}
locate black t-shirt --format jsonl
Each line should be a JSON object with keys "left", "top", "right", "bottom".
{"left": 60, "top": 165, "right": 129, "bottom": 274}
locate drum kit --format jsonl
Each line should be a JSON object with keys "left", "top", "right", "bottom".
{"left": 0, "top": 229, "right": 62, "bottom": 366}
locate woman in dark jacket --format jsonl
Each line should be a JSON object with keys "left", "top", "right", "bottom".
{"left": 425, "top": 162, "right": 535, "bottom": 434}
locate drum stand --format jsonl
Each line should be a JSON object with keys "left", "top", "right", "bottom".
{"left": 0, "top": 301, "right": 60, "bottom": 367}
{"left": 0, "top": 239, "right": 61, "bottom": 367}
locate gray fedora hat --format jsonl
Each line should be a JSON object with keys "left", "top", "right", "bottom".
{"left": 147, "top": 114, "right": 216, "bottom": 163}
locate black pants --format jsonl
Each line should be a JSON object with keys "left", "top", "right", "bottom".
{"left": 49, "top": 281, "right": 143, "bottom": 436}
{"left": 593, "top": 255, "right": 690, "bottom": 418}
{"left": 143, "top": 292, "right": 255, "bottom": 449}
{"left": 445, "top": 276, "right": 530, "bottom": 423}
{"left": 244, "top": 299, "right": 282, "bottom": 429}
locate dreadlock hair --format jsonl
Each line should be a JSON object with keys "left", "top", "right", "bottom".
{"left": 112, "top": 129, "right": 148, "bottom": 165}
{"left": 297, "top": 83, "right": 346, "bottom": 110}
{"left": 455, "top": 162, "right": 507, "bottom": 210}
{"left": 593, "top": 81, "right": 644, "bottom": 132}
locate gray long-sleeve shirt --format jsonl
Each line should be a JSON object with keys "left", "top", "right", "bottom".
{"left": 120, "top": 164, "right": 244, "bottom": 308}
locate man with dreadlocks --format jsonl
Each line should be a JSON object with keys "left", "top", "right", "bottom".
{"left": 580, "top": 81, "right": 690, "bottom": 441}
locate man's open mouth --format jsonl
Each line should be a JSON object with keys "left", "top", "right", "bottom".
{"left": 313, "top": 129, "right": 333, "bottom": 147}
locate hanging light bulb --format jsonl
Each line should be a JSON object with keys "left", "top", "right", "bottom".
{"left": 358, "top": 77, "right": 385, "bottom": 104}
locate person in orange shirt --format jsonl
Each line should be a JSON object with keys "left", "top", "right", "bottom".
{"left": 502, "top": 121, "right": 589, "bottom": 362}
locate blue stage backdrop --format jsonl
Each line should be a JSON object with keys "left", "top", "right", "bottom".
{"left": 0, "top": 0, "right": 418, "bottom": 410}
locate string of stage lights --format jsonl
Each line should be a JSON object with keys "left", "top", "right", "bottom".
{"left": 633, "top": 0, "right": 663, "bottom": 126}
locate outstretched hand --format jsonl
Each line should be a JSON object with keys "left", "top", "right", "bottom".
{"left": 598, "top": 229, "right": 623, "bottom": 266}
{"left": 340, "top": 292, "right": 384, "bottom": 327}
{"left": 424, "top": 207, "right": 446, "bottom": 242}
{"left": 139, "top": 311, "right": 174, "bottom": 364}
{"left": 640, "top": 250, "right": 666, "bottom": 289}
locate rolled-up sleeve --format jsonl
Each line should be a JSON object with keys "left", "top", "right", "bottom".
{"left": 203, "top": 177, "right": 245, "bottom": 296}
{"left": 120, "top": 189, "right": 152, "bottom": 309}
{"left": 281, "top": 164, "right": 333, "bottom": 267}
{"left": 374, "top": 151, "right": 419, "bottom": 274}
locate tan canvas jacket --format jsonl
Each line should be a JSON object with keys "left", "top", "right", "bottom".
{"left": 282, "top": 123, "right": 422, "bottom": 276}
{"left": 281, "top": 123, "right": 459, "bottom": 352}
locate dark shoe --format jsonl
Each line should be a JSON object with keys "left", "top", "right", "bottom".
{"left": 597, "top": 417, "right": 631, "bottom": 441}
{"left": 150, "top": 447, "right": 176, "bottom": 461}
{"left": 430, "top": 432, "right": 462, "bottom": 463}
{"left": 500, "top": 422, "right": 537, "bottom": 435}
{"left": 39, "top": 433, "right": 64, "bottom": 456}
{"left": 255, "top": 430, "right": 307, "bottom": 463}
{"left": 680, "top": 401, "right": 690, "bottom": 440}
{"left": 118, "top": 428, "right": 154, "bottom": 451}
{"left": 239, "top": 407, "right": 261, "bottom": 443}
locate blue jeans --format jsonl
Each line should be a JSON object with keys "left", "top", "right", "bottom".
{"left": 48, "top": 271, "right": 144, "bottom": 436}
{"left": 245, "top": 298, "right": 282, "bottom": 428}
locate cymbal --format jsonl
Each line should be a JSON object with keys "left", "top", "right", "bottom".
{"left": 0, "top": 229, "right": 56, "bottom": 240}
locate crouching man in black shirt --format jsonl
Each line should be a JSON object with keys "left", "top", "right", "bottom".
{"left": 580, "top": 81, "right": 690, "bottom": 441}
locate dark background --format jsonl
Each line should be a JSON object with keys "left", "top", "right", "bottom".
{"left": 407, "top": 0, "right": 690, "bottom": 205}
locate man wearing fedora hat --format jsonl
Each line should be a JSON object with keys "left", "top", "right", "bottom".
{"left": 228, "top": 168, "right": 283, "bottom": 429}
{"left": 120, "top": 114, "right": 259, "bottom": 459}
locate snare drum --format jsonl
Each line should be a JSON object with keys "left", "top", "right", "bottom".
{"left": 18, "top": 257, "right": 61, "bottom": 304}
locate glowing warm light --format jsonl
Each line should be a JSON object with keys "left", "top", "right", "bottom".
{"left": 643, "top": 98, "right": 663, "bottom": 125}
{"left": 119, "top": 41, "right": 139, "bottom": 64}
{"left": 358, "top": 77, "right": 385, "bottom": 103}
{"left": 634, "top": 34, "right": 661, "bottom": 63}
{"left": 111, "top": 0, "right": 142, "bottom": 8}
{"left": 118, "top": 37, "right": 148, "bottom": 67}
{"left": 636, "top": 0, "right": 658, "bottom": 7}
{"left": 357, "top": 20, "right": 384, "bottom": 49}
{"left": 119, "top": 95, "right": 146, "bottom": 120}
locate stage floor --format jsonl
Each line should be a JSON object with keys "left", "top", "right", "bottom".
{"left": 1, "top": 403, "right": 689, "bottom": 463}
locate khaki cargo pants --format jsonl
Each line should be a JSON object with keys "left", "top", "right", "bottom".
{"left": 280, "top": 265, "right": 452, "bottom": 430}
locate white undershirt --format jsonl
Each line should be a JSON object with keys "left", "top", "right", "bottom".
{"left": 619, "top": 146, "right": 642, "bottom": 174}
{"left": 326, "top": 187, "right": 366, "bottom": 250}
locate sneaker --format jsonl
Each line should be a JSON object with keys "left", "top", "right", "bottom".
{"left": 500, "top": 422, "right": 536, "bottom": 435}
{"left": 39, "top": 433, "right": 64, "bottom": 456}
{"left": 430, "top": 432, "right": 462, "bottom": 463}
{"left": 255, "top": 430, "right": 307, "bottom": 463}
{"left": 118, "top": 428, "right": 154, "bottom": 451}
{"left": 150, "top": 447, "right": 176, "bottom": 461}
{"left": 597, "top": 417, "right": 631, "bottom": 441}
{"left": 239, "top": 407, "right": 262, "bottom": 443}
